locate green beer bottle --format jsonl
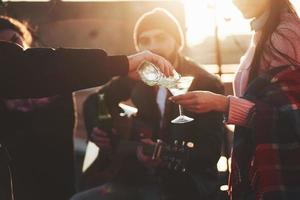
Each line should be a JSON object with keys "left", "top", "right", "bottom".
{"left": 97, "top": 93, "right": 113, "bottom": 135}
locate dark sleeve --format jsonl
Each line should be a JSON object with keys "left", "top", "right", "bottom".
{"left": 0, "top": 42, "right": 128, "bottom": 99}
{"left": 187, "top": 75, "right": 225, "bottom": 171}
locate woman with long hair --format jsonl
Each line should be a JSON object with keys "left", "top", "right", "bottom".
{"left": 171, "top": 0, "right": 300, "bottom": 199}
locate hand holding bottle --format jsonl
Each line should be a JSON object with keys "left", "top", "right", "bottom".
{"left": 90, "top": 127, "right": 113, "bottom": 151}
{"left": 127, "top": 50, "right": 174, "bottom": 80}
{"left": 136, "top": 138, "right": 161, "bottom": 168}
{"left": 138, "top": 60, "right": 180, "bottom": 87}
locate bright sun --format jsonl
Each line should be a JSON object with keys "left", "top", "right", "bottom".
{"left": 182, "top": 0, "right": 300, "bottom": 46}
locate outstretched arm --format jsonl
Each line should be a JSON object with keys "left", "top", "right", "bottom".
{"left": 0, "top": 42, "right": 173, "bottom": 99}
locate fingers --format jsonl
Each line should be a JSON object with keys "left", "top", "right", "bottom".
{"left": 156, "top": 56, "right": 174, "bottom": 77}
{"left": 91, "top": 134, "right": 110, "bottom": 143}
{"left": 169, "top": 92, "right": 197, "bottom": 102}
{"left": 92, "top": 127, "right": 107, "bottom": 136}
{"left": 140, "top": 138, "right": 155, "bottom": 145}
{"left": 137, "top": 140, "right": 162, "bottom": 168}
{"left": 137, "top": 146, "right": 151, "bottom": 162}
{"left": 127, "top": 71, "right": 140, "bottom": 80}
{"left": 137, "top": 139, "right": 154, "bottom": 162}
{"left": 158, "top": 57, "right": 171, "bottom": 77}
{"left": 91, "top": 127, "right": 112, "bottom": 149}
{"left": 128, "top": 50, "right": 175, "bottom": 78}
{"left": 172, "top": 98, "right": 198, "bottom": 107}
{"left": 146, "top": 51, "right": 174, "bottom": 77}
{"left": 168, "top": 91, "right": 210, "bottom": 113}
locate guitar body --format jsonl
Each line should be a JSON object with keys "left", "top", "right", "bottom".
{"left": 82, "top": 103, "right": 139, "bottom": 188}
{"left": 82, "top": 138, "right": 192, "bottom": 189}
{"left": 82, "top": 140, "right": 151, "bottom": 186}
{"left": 81, "top": 154, "right": 114, "bottom": 189}
{"left": 81, "top": 106, "right": 193, "bottom": 189}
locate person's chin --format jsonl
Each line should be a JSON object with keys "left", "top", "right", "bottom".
{"left": 241, "top": 11, "right": 256, "bottom": 19}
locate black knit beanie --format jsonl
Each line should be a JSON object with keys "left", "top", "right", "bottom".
{"left": 133, "top": 8, "right": 184, "bottom": 51}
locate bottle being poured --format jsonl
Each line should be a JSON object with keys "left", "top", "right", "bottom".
{"left": 138, "top": 61, "right": 194, "bottom": 124}
{"left": 138, "top": 61, "right": 181, "bottom": 87}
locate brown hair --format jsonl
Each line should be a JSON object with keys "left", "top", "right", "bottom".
{"left": 0, "top": 15, "right": 33, "bottom": 46}
{"left": 249, "top": 0, "right": 299, "bottom": 82}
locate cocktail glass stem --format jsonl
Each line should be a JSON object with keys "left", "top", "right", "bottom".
{"left": 179, "top": 105, "right": 183, "bottom": 116}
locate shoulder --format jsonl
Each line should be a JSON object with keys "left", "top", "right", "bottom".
{"left": 269, "top": 12, "right": 300, "bottom": 62}
{"left": 260, "top": 12, "right": 300, "bottom": 71}
{"left": 0, "top": 41, "right": 24, "bottom": 55}
{"left": 271, "top": 12, "right": 300, "bottom": 44}
{"left": 277, "top": 12, "right": 300, "bottom": 32}
{"left": 0, "top": 41, "right": 23, "bottom": 48}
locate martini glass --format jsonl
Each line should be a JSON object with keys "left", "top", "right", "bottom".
{"left": 168, "top": 76, "right": 194, "bottom": 124}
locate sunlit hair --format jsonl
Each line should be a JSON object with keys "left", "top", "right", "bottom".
{"left": 0, "top": 15, "right": 33, "bottom": 47}
{"left": 249, "top": 0, "right": 299, "bottom": 81}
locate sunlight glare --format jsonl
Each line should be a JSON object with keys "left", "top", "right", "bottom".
{"left": 291, "top": 0, "right": 300, "bottom": 14}
{"left": 217, "top": 156, "right": 228, "bottom": 172}
{"left": 183, "top": 0, "right": 300, "bottom": 46}
{"left": 183, "top": 0, "right": 251, "bottom": 46}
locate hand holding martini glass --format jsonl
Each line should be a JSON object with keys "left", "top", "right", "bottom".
{"left": 138, "top": 61, "right": 194, "bottom": 124}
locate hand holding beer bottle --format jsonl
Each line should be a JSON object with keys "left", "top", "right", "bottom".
{"left": 90, "top": 94, "right": 116, "bottom": 151}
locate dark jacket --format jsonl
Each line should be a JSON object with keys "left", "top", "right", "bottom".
{"left": 230, "top": 65, "right": 300, "bottom": 200}
{"left": 0, "top": 41, "right": 128, "bottom": 98}
{"left": 0, "top": 41, "right": 128, "bottom": 200}
{"left": 83, "top": 55, "right": 225, "bottom": 199}
{"left": 0, "top": 95, "right": 75, "bottom": 200}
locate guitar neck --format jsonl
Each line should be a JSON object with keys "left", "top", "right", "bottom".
{"left": 116, "top": 140, "right": 164, "bottom": 158}
{"left": 112, "top": 139, "right": 192, "bottom": 172}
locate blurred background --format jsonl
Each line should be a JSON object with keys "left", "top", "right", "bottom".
{"left": 1, "top": 0, "right": 299, "bottom": 197}
{"left": 1, "top": 0, "right": 299, "bottom": 138}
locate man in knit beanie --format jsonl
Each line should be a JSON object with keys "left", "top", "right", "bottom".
{"left": 73, "top": 8, "right": 224, "bottom": 200}
{"left": 133, "top": 8, "right": 184, "bottom": 60}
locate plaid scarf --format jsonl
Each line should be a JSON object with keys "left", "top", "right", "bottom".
{"left": 229, "top": 65, "right": 300, "bottom": 200}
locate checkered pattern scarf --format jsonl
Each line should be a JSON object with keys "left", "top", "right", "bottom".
{"left": 229, "top": 65, "right": 300, "bottom": 200}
